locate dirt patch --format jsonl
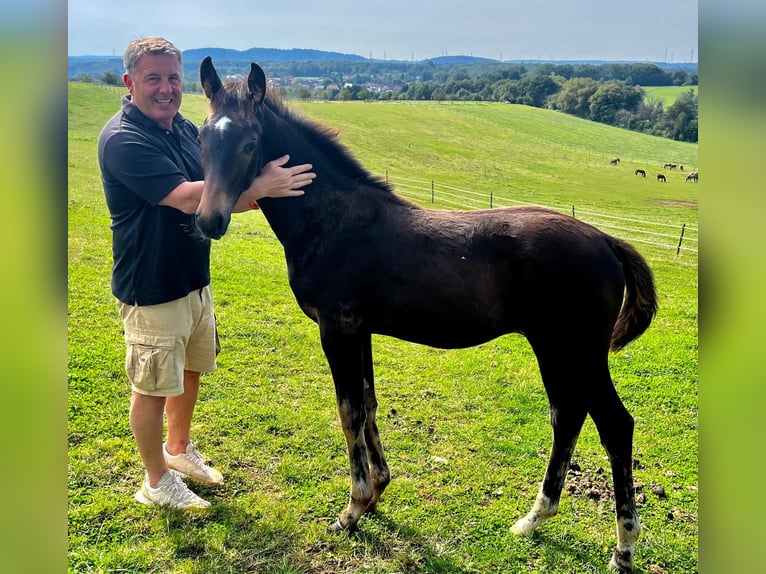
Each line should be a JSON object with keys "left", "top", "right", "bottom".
{"left": 565, "top": 459, "right": 649, "bottom": 506}
{"left": 652, "top": 199, "right": 698, "bottom": 208}
{"left": 566, "top": 461, "right": 613, "bottom": 502}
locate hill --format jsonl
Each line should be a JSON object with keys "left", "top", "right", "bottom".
{"left": 426, "top": 55, "right": 500, "bottom": 64}
{"left": 68, "top": 46, "right": 697, "bottom": 79}
{"left": 67, "top": 47, "right": 366, "bottom": 78}
{"left": 182, "top": 46, "right": 366, "bottom": 62}
{"left": 68, "top": 81, "right": 697, "bottom": 225}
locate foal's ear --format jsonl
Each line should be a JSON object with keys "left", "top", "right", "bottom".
{"left": 200, "top": 56, "right": 223, "bottom": 101}
{"left": 247, "top": 63, "right": 267, "bottom": 104}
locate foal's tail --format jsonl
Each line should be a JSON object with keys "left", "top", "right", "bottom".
{"left": 608, "top": 237, "right": 658, "bottom": 351}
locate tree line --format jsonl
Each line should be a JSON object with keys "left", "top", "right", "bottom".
{"left": 74, "top": 61, "right": 698, "bottom": 143}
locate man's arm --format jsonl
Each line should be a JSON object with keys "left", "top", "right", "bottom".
{"left": 158, "top": 180, "right": 204, "bottom": 214}
{"left": 159, "top": 155, "right": 315, "bottom": 214}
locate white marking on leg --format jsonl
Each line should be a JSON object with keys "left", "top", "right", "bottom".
{"left": 609, "top": 513, "right": 641, "bottom": 571}
{"left": 511, "top": 491, "right": 558, "bottom": 535}
{"left": 214, "top": 116, "right": 232, "bottom": 133}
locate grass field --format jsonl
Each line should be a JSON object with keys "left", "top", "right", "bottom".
{"left": 643, "top": 86, "right": 698, "bottom": 108}
{"left": 68, "top": 82, "right": 697, "bottom": 573}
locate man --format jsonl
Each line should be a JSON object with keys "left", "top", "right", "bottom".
{"left": 98, "top": 37, "right": 315, "bottom": 509}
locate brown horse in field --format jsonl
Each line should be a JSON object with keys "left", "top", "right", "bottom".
{"left": 657, "top": 174, "right": 666, "bottom": 182}
{"left": 195, "top": 58, "right": 658, "bottom": 573}
{"left": 635, "top": 169, "right": 646, "bottom": 177}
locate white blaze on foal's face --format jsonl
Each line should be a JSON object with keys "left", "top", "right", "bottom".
{"left": 214, "top": 116, "right": 232, "bottom": 133}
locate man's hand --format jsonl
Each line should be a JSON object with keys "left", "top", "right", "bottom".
{"left": 248, "top": 154, "right": 315, "bottom": 198}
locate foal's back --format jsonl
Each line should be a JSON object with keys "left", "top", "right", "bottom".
{"left": 319, "top": 203, "right": 627, "bottom": 349}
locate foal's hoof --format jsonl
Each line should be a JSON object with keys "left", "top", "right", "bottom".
{"left": 330, "top": 519, "right": 358, "bottom": 534}
{"left": 331, "top": 519, "right": 345, "bottom": 533}
{"left": 510, "top": 517, "right": 535, "bottom": 537}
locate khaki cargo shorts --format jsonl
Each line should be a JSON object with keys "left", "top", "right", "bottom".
{"left": 117, "top": 285, "right": 218, "bottom": 397}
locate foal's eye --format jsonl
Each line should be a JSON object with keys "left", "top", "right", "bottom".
{"left": 243, "top": 141, "right": 257, "bottom": 154}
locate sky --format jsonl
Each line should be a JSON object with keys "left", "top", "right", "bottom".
{"left": 68, "top": 0, "right": 698, "bottom": 63}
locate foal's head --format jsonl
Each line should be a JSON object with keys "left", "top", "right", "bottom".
{"left": 196, "top": 56, "right": 267, "bottom": 239}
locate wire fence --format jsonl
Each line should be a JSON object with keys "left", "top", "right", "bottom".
{"left": 384, "top": 173, "right": 698, "bottom": 259}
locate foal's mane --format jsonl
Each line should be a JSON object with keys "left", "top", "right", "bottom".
{"left": 259, "top": 84, "right": 393, "bottom": 192}
{"left": 215, "top": 77, "right": 392, "bottom": 192}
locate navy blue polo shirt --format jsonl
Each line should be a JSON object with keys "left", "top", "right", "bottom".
{"left": 98, "top": 95, "right": 211, "bottom": 306}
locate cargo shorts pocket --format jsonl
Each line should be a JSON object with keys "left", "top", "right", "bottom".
{"left": 125, "top": 333, "right": 181, "bottom": 394}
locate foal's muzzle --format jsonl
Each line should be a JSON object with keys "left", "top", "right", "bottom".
{"left": 195, "top": 211, "right": 231, "bottom": 240}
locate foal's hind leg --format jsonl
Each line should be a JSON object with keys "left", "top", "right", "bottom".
{"left": 511, "top": 364, "right": 587, "bottom": 536}
{"left": 588, "top": 376, "right": 641, "bottom": 573}
{"left": 361, "top": 334, "right": 390, "bottom": 513}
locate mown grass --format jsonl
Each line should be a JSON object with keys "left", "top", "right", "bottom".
{"left": 68, "top": 83, "right": 697, "bottom": 573}
{"left": 643, "top": 86, "right": 698, "bottom": 108}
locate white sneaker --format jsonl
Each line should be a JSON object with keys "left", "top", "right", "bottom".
{"left": 164, "top": 440, "right": 224, "bottom": 486}
{"left": 134, "top": 471, "right": 210, "bottom": 510}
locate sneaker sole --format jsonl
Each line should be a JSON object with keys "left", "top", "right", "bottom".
{"left": 167, "top": 467, "right": 224, "bottom": 487}
{"left": 134, "top": 489, "right": 153, "bottom": 506}
{"left": 133, "top": 487, "right": 210, "bottom": 509}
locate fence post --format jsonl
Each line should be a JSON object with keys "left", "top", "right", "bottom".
{"left": 490, "top": 191, "right": 493, "bottom": 208}
{"left": 431, "top": 180, "right": 435, "bottom": 203}
{"left": 386, "top": 169, "right": 389, "bottom": 183}
{"left": 572, "top": 205, "right": 576, "bottom": 218}
{"left": 676, "top": 223, "right": 686, "bottom": 256}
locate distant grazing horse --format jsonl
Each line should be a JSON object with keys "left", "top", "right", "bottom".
{"left": 610, "top": 157, "right": 621, "bottom": 165}
{"left": 635, "top": 169, "right": 646, "bottom": 177}
{"left": 657, "top": 174, "right": 667, "bottom": 182}
{"left": 195, "top": 58, "right": 658, "bottom": 574}
{"left": 663, "top": 163, "right": 677, "bottom": 170}
{"left": 686, "top": 171, "right": 698, "bottom": 182}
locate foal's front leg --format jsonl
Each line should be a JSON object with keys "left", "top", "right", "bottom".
{"left": 361, "top": 334, "right": 390, "bottom": 512}
{"left": 335, "top": 395, "right": 372, "bottom": 530}
{"left": 321, "top": 327, "right": 374, "bottom": 531}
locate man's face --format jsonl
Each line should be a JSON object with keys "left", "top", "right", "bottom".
{"left": 124, "top": 53, "right": 183, "bottom": 130}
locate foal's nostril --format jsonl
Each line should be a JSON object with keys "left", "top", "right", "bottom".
{"left": 195, "top": 212, "right": 230, "bottom": 240}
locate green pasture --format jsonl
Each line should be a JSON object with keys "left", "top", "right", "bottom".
{"left": 68, "top": 83, "right": 697, "bottom": 573}
{"left": 643, "top": 85, "right": 698, "bottom": 108}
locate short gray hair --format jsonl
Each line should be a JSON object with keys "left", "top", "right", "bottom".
{"left": 123, "top": 36, "right": 183, "bottom": 76}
